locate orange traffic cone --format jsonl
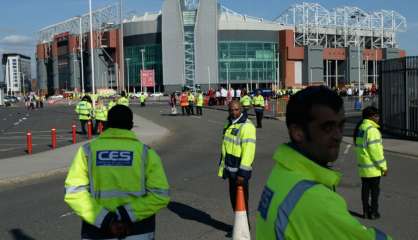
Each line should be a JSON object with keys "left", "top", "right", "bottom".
{"left": 232, "top": 185, "right": 251, "bottom": 240}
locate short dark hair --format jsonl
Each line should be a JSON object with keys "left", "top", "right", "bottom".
{"left": 286, "top": 86, "right": 343, "bottom": 128}
{"left": 362, "top": 106, "right": 379, "bottom": 120}
{"left": 107, "top": 105, "right": 133, "bottom": 130}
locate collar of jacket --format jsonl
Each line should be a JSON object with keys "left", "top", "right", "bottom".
{"left": 273, "top": 143, "right": 341, "bottom": 189}
{"left": 99, "top": 128, "right": 138, "bottom": 141}
{"left": 363, "top": 119, "right": 380, "bottom": 129}
{"left": 228, "top": 112, "right": 248, "bottom": 125}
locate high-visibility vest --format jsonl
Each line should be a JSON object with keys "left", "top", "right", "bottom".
{"left": 218, "top": 114, "right": 256, "bottom": 179}
{"left": 117, "top": 97, "right": 129, "bottom": 106}
{"left": 355, "top": 119, "right": 387, "bottom": 178}
{"left": 180, "top": 94, "right": 189, "bottom": 107}
{"left": 94, "top": 105, "right": 107, "bottom": 121}
{"left": 240, "top": 95, "right": 252, "bottom": 107}
{"left": 139, "top": 95, "right": 146, "bottom": 103}
{"left": 75, "top": 101, "right": 92, "bottom": 120}
{"left": 188, "top": 94, "right": 195, "bottom": 103}
{"left": 253, "top": 95, "right": 265, "bottom": 110}
{"left": 108, "top": 100, "right": 116, "bottom": 110}
{"left": 196, "top": 94, "right": 204, "bottom": 107}
{"left": 64, "top": 128, "right": 170, "bottom": 239}
{"left": 256, "top": 144, "right": 391, "bottom": 240}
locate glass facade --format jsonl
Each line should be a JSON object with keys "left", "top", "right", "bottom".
{"left": 218, "top": 41, "right": 278, "bottom": 84}
{"left": 124, "top": 44, "right": 163, "bottom": 90}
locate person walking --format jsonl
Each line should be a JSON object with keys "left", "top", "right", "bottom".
{"left": 64, "top": 105, "right": 170, "bottom": 239}
{"left": 240, "top": 90, "right": 252, "bottom": 115}
{"left": 139, "top": 92, "right": 147, "bottom": 107}
{"left": 256, "top": 86, "right": 391, "bottom": 239}
{"left": 188, "top": 91, "right": 195, "bottom": 115}
{"left": 218, "top": 100, "right": 256, "bottom": 231}
{"left": 195, "top": 90, "right": 204, "bottom": 116}
{"left": 170, "top": 92, "right": 177, "bottom": 115}
{"left": 93, "top": 98, "right": 108, "bottom": 134}
{"left": 354, "top": 106, "right": 388, "bottom": 220}
{"left": 75, "top": 95, "right": 93, "bottom": 134}
{"left": 252, "top": 90, "right": 265, "bottom": 128}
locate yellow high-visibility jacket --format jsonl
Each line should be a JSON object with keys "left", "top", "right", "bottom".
{"left": 75, "top": 100, "right": 93, "bottom": 120}
{"left": 64, "top": 128, "right": 170, "bottom": 239}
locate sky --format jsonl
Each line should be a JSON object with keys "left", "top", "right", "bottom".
{"left": 0, "top": 0, "right": 417, "bottom": 81}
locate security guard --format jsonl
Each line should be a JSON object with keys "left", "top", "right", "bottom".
{"left": 188, "top": 91, "right": 195, "bottom": 115}
{"left": 64, "top": 105, "right": 170, "bottom": 239}
{"left": 139, "top": 92, "right": 147, "bottom": 107}
{"left": 218, "top": 100, "right": 256, "bottom": 226}
{"left": 252, "top": 90, "right": 265, "bottom": 128}
{"left": 75, "top": 95, "right": 93, "bottom": 134}
{"left": 195, "top": 90, "right": 204, "bottom": 116}
{"left": 117, "top": 91, "right": 129, "bottom": 106}
{"left": 108, "top": 98, "right": 116, "bottom": 110}
{"left": 256, "top": 86, "right": 391, "bottom": 239}
{"left": 93, "top": 98, "right": 108, "bottom": 134}
{"left": 240, "top": 90, "right": 252, "bottom": 115}
{"left": 354, "top": 106, "right": 387, "bottom": 219}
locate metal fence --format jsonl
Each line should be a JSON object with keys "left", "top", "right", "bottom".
{"left": 380, "top": 56, "right": 418, "bottom": 139}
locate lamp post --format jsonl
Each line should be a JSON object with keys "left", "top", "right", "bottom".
{"left": 226, "top": 62, "right": 230, "bottom": 90}
{"left": 78, "top": 16, "right": 85, "bottom": 94}
{"left": 89, "top": 0, "right": 95, "bottom": 94}
{"left": 125, "top": 58, "right": 131, "bottom": 94}
{"left": 140, "top": 48, "right": 145, "bottom": 93}
{"left": 249, "top": 58, "right": 253, "bottom": 92}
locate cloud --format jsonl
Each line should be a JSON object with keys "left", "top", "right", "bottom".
{"left": 0, "top": 35, "right": 33, "bottom": 46}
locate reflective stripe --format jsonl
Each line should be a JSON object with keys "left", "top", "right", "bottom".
{"left": 65, "top": 185, "right": 89, "bottom": 194}
{"left": 374, "top": 228, "right": 388, "bottom": 240}
{"left": 226, "top": 166, "right": 238, "bottom": 172}
{"left": 224, "top": 136, "right": 240, "bottom": 145}
{"left": 94, "top": 208, "right": 109, "bottom": 228}
{"left": 141, "top": 145, "right": 149, "bottom": 194}
{"left": 367, "top": 139, "right": 382, "bottom": 146}
{"left": 363, "top": 126, "right": 373, "bottom": 147}
{"left": 146, "top": 188, "right": 170, "bottom": 197}
{"left": 83, "top": 143, "right": 94, "bottom": 195}
{"left": 275, "top": 180, "right": 317, "bottom": 240}
{"left": 241, "top": 138, "right": 256, "bottom": 144}
{"left": 93, "top": 190, "right": 146, "bottom": 199}
{"left": 125, "top": 204, "right": 137, "bottom": 222}
{"left": 358, "top": 159, "right": 385, "bottom": 169}
{"left": 239, "top": 165, "right": 253, "bottom": 171}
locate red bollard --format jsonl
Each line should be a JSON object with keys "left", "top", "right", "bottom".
{"left": 26, "top": 130, "right": 32, "bottom": 154}
{"left": 72, "top": 123, "right": 76, "bottom": 144}
{"left": 98, "top": 122, "right": 103, "bottom": 134}
{"left": 87, "top": 121, "right": 92, "bottom": 139}
{"left": 51, "top": 128, "right": 57, "bottom": 149}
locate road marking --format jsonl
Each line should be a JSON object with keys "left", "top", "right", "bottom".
{"left": 344, "top": 144, "right": 352, "bottom": 154}
{"left": 191, "top": 116, "right": 201, "bottom": 119}
{"left": 59, "top": 212, "right": 75, "bottom": 218}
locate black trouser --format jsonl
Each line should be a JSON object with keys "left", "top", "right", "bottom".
{"left": 361, "top": 177, "right": 381, "bottom": 215}
{"left": 182, "top": 106, "right": 188, "bottom": 115}
{"left": 255, "top": 109, "right": 264, "bottom": 128}
{"left": 140, "top": 102, "right": 145, "bottom": 107}
{"left": 242, "top": 107, "right": 250, "bottom": 116}
{"left": 188, "top": 102, "right": 194, "bottom": 115}
{"left": 196, "top": 106, "right": 202, "bottom": 115}
{"left": 228, "top": 177, "right": 250, "bottom": 226}
{"left": 80, "top": 120, "right": 88, "bottom": 134}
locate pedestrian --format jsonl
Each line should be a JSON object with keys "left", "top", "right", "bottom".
{"left": 139, "top": 92, "right": 147, "bottom": 107}
{"left": 218, "top": 100, "right": 256, "bottom": 232}
{"left": 195, "top": 90, "right": 204, "bottom": 116}
{"left": 64, "top": 105, "right": 170, "bottom": 239}
{"left": 75, "top": 95, "right": 93, "bottom": 134}
{"left": 252, "top": 90, "right": 265, "bottom": 128}
{"left": 180, "top": 91, "right": 189, "bottom": 115}
{"left": 108, "top": 97, "right": 116, "bottom": 110}
{"left": 169, "top": 92, "right": 177, "bottom": 115}
{"left": 256, "top": 86, "right": 391, "bottom": 239}
{"left": 188, "top": 91, "right": 195, "bottom": 115}
{"left": 117, "top": 91, "right": 129, "bottom": 106}
{"left": 354, "top": 106, "right": 388, "bottom": 219}
{"left": 93, "top": 98, "right": 107, "bottom": 134}
{"left": 240, "top": 90, "right": 252, "bottom": 115}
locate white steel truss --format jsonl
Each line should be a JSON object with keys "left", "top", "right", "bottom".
{"left": 274, "top": 2, "right": 407, "bottom": 48}
{"left": 183, "top": 0, "right": 199, "bottom": 11}
{"left": 38, "top": 4, "right": 119, "bottom": 43}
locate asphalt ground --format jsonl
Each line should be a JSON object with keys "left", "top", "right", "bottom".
{"left": 0, "top": 104, "right": 417, "bottom": 239}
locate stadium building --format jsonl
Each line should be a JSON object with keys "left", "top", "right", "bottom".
{"left": 36, "top": 0, "right": 407, "bottom": 94}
